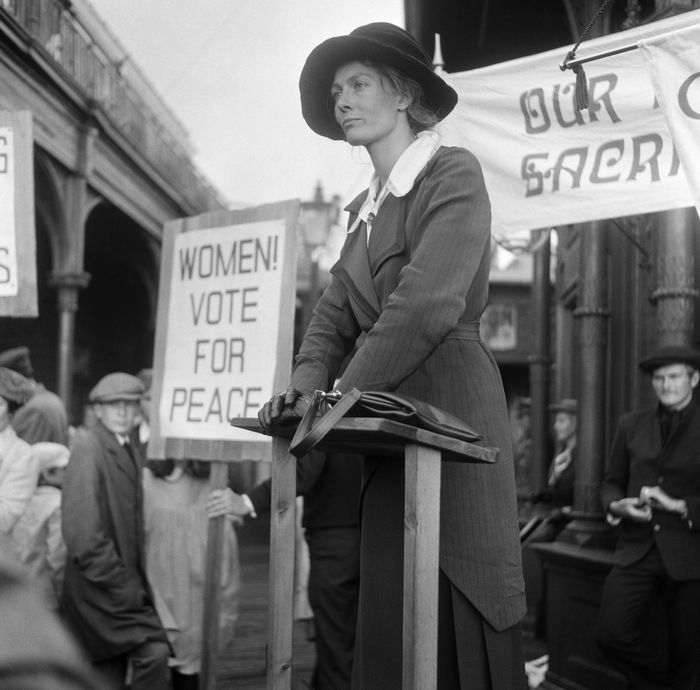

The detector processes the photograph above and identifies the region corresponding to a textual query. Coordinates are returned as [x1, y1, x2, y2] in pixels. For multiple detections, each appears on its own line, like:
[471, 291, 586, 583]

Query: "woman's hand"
[258, 387, 311, 431]
[206, 488, 251, 519]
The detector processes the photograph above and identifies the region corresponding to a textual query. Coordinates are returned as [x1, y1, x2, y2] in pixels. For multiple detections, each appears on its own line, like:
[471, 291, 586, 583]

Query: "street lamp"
[299, 181, 339, 334]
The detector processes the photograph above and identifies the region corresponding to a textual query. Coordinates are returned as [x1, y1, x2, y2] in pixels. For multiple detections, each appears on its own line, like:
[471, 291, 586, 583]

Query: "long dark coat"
[61, 422, 167, 661]
[291, 147, 525, 659]
[601, 400, 700, 579]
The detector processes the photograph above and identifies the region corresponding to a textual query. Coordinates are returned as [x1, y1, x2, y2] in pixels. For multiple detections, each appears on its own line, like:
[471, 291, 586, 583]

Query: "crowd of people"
[0, 19, 699, 690]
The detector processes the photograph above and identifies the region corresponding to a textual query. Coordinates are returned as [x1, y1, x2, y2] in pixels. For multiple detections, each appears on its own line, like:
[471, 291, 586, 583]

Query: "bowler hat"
[31, 442, 70, 473]
[549, 398, 577, 415]
[0, 346, 33, 379]
[638, 345, 700, 374]
[89, 372, 145, 403]
[0, 367, 33, 405]
[299, 22, 458, 140]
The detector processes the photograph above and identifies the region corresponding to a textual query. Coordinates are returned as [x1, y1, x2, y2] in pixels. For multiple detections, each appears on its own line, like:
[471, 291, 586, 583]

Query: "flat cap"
[89, 372, 145, 403]
[638, 345, 700, 374]
[31, 442, 70, 473]
[549, 398, 577, 415]
[0, 346, 33, 379]
[0, 367, 33, 405]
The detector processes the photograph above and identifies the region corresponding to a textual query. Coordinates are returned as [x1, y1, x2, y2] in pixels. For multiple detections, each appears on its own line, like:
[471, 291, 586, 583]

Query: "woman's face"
[331, 61, 405, 147]
[0, 396, 10, 431]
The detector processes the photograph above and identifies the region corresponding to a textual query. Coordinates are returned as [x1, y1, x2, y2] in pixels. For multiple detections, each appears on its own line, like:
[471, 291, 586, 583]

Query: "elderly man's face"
[94, 399, 140, 436]
[652, 363, 699, 410]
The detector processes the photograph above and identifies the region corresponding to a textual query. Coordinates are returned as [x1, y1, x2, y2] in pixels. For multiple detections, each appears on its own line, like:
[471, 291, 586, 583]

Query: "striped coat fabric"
[290, 146, 525, 672]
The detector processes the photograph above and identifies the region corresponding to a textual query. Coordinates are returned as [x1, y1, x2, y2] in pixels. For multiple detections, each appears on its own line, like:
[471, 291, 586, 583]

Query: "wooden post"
[200, 459, 230, 690]
[267, 436, 297, 689]
[402, 444, 441, 690]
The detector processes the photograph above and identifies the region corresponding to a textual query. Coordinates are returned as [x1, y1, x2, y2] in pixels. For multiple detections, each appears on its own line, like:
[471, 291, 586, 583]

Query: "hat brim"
[91, 393, 142, 403]
[299, 35, 458, 140]
[639, 356, 700, 374]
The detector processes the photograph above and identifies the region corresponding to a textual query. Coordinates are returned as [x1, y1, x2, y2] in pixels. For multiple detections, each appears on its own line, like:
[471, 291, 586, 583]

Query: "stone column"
[49, 272, 90, 406]
[528, 228, 552, 493]
[651, 207, 697, 347]
[560, 221, 611, 546]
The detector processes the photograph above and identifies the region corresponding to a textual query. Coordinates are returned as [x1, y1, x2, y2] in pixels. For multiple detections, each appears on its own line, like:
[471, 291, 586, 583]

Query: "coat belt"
[445, 321, 481, 341]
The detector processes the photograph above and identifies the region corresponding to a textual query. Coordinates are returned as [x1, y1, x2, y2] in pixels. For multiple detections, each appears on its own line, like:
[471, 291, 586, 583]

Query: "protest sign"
[639, 22, 700, 219]
[439, 9, 700, 241]
[149, 200, 299, 461]
[0, 111, 37, 316]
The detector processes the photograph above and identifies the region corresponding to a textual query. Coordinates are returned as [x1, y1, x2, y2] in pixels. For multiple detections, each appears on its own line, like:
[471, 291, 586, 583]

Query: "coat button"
[653, 524, 661, 532]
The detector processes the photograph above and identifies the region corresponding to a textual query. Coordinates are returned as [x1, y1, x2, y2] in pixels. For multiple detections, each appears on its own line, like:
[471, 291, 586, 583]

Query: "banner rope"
[560, 0, 613, 110]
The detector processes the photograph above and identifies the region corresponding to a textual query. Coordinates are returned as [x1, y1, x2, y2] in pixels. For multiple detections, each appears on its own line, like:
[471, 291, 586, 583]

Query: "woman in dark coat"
[259, 22, 526, 689]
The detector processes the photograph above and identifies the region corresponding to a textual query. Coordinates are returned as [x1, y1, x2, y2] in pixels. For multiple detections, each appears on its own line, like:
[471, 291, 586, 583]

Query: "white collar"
[350, 130, 442, 235]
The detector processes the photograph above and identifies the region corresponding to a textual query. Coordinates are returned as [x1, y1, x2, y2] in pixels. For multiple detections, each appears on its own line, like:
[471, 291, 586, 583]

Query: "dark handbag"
[289, 388, 482, 457]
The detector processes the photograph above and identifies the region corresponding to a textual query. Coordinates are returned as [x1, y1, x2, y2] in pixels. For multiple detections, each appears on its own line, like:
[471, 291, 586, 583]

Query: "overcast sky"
[85, 0, 404, 209]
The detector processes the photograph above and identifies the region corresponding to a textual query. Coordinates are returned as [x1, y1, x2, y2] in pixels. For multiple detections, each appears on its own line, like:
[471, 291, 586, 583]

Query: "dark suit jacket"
[61, 422, 166, 660]
[247, 451, 361, 529]
[601, 400, 700, 580]
[290, 146, 525, 631]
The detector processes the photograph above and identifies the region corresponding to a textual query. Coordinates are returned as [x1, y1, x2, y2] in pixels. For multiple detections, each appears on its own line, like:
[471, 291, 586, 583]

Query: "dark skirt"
[351, 458, 526, 690]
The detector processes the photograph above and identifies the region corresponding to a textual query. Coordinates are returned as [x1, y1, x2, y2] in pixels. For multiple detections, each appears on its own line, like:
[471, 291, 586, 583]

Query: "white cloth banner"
[439, 10, 700, 241]
[638, 23, 700, 219]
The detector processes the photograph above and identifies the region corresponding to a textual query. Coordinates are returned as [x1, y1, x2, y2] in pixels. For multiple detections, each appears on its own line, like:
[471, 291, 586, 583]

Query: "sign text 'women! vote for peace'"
[148, 201, 298, 462]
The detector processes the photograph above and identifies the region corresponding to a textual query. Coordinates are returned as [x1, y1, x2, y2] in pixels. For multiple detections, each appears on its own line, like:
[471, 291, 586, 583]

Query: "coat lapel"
[367, 195, 406, 276]
[96, 423, 137, 488]
[332, 218, 381, 321]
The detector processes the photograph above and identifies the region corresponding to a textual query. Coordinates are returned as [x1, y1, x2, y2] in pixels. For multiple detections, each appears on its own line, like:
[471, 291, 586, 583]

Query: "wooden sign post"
[0, 110, 37, 316]
[149, 200, 299, 690]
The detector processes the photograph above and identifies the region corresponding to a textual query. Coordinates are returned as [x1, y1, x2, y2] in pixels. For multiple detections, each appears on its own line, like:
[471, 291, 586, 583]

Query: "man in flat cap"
[597, 345, 700, 690]
[0, 346, 69, 445]
[61, 373, 171, 689]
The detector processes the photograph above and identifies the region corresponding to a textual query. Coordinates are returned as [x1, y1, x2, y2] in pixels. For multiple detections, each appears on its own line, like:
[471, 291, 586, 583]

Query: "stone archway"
[73, 201, 159, 422]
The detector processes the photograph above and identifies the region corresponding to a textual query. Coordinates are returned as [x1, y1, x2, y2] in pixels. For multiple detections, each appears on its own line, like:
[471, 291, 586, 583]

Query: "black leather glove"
[258, 387, 311, 431]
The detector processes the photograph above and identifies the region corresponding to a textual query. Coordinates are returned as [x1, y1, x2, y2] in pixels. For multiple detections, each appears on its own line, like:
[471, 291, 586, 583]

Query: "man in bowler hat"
[61, 373, 170, 689]
[597, 345, 700, 689]
[0, 346, 69, 445]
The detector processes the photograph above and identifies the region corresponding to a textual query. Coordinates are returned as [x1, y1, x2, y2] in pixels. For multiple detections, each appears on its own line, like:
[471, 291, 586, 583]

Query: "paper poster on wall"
[0, 127, 19, 296]
[0, 111, 37, 316]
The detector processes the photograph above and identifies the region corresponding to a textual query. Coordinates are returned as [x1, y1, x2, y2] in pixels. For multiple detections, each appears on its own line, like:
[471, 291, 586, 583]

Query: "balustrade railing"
[1, 0, 225, 212]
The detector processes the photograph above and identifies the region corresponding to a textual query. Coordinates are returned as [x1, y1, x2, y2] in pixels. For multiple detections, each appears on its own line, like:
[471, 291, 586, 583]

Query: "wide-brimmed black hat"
[638, 345, 700, 374]
[299, 22, 458, 140]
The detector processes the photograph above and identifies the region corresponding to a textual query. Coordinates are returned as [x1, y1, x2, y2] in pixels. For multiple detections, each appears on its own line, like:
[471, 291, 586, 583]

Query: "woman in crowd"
[143, 459, 240, 690]
[0, 366, 37, 540]
[253, 22, 525, 690]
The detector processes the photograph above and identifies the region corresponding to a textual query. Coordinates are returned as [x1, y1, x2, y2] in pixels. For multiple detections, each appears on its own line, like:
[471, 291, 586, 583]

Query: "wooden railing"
[1, 0, 225, 212]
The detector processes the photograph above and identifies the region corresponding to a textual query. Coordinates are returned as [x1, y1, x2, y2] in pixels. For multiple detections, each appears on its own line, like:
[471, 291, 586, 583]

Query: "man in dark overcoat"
[61, 373, 170, 689]
[597, 345, 700, 690]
